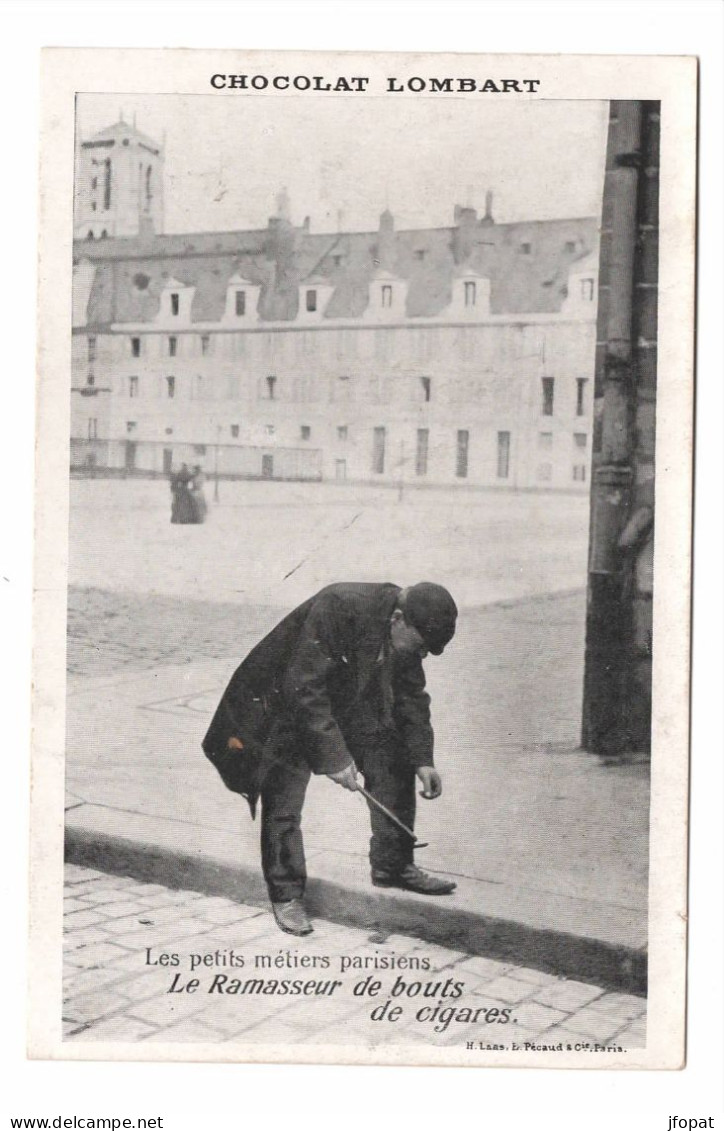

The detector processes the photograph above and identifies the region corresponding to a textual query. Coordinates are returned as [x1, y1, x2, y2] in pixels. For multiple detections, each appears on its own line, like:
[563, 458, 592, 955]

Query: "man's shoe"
[371, 864, 457, 895]
[272, 898, 313, 936]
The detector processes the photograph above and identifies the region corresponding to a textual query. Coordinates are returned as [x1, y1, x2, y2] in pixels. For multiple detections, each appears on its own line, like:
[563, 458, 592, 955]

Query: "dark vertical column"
[582, 101, 659, 756]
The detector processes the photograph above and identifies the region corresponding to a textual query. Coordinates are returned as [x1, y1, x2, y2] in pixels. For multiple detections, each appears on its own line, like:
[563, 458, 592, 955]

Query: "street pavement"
[68, 477, 591, 610]
[63, 863, 647, 1051]
[62, 478, 650, 1010]
[65, 584, 649, 992]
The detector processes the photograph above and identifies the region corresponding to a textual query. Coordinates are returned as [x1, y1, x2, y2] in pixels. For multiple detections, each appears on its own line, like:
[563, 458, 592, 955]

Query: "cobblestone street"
[64, 864, 646, 1050]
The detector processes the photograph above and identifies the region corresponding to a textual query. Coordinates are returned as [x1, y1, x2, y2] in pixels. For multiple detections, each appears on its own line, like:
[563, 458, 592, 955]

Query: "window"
[170, 293, 180, 316]
[145, 166, 153, 209]
[337, 425, 348, 441]
[574, 432, 587, 449]
[375, 331, 391, 362]
[200, 334, 210, 356]
[230, 424, 239, 438]
[126, 421, 137, 434]
[381, 285, 392, 308]
[305, 289, 317, 313]
[580, 278, 594, 301]
[168, 336, 177, 357]
[193, 444, 207, 456]
[373, 427, 386, 474]
[129, 376, 139, 398]
[235, 290, 246, 316]
[166, 376, 175, 399]
[265, 424, 275, 437]
[456, 430, 469, 478]
[520, 241, 532, 255]
[538, 432, 553, 450]
[87, 336, 96, 363]
[103, 159, 112, 210]
[497, 431, 510, 479]
[165, 427, 173, 435]
[266, 375, 277, 400]
[537, 462, 552, 482]
[416, 429, 429, 476]
[576, 378, 588, 417]
[420, 376, 431, 403]
[86, 373, 95, 387]
[415, 249, 426, 261]
[541, 377, 555, 416]
[131, 337, 141, 358]
[300, 425, 311, 441]
[332, 254, 343, 267]
[87, 418, 98, 440]
[573, 464, 587, 482]
[464, 281, 476, 307]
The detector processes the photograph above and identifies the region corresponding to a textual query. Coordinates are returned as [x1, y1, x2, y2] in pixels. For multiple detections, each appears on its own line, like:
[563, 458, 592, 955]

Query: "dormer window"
[415, 249, 426, 261]
[381, 285, 392, 308]
[565, 240, 576, 253]
[306, 289, 317, 313]
[170, 293, 180, 316]
[580, 278, 594, 301]
[332, 255, 343, 267]
[464, 281, 476, 307]
[235, 290, 246, 316]
[520, 242, 532, 255]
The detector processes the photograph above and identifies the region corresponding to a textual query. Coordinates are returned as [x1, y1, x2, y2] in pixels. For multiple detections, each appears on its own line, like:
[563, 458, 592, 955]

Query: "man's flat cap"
[403, 582, 458, 655]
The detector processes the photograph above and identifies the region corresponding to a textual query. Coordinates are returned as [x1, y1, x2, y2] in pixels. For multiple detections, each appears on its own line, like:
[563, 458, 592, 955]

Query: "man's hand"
[416, 766, 442, 799]
[327, 763, 359, 791]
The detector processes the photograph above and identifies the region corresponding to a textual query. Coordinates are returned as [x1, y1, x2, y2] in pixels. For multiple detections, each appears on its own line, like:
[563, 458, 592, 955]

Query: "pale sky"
[76, 94, 609, 234]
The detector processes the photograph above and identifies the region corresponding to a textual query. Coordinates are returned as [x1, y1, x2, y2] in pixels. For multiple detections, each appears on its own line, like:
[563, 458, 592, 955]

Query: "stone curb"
[65, 822, 647, 997]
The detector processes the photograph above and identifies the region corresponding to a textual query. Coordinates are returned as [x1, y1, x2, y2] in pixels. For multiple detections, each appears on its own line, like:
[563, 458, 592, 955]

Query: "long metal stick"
[355, 784, 429, 849]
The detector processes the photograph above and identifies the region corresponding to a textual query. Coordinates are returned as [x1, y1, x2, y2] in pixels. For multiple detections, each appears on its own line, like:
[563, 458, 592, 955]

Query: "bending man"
[202, 581, 458, 936]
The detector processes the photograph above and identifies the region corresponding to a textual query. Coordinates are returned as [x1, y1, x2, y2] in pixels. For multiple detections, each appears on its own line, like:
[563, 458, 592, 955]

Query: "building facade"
[71, 122, 600, 489]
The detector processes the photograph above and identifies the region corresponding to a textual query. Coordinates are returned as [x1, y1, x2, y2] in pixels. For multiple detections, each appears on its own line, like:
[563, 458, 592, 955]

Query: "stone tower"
[74, 120, 164, 240]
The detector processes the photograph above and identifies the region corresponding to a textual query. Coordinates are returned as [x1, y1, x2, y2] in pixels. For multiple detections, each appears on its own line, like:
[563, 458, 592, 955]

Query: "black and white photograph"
[28, 48, 696, 1068]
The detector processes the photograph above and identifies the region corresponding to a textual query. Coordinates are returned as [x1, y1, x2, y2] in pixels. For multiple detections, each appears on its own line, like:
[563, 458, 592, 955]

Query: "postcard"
[29, 48, 696, 1066]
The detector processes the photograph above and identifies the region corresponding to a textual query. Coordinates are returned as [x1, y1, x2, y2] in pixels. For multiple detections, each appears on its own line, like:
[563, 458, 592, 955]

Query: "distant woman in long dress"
[189, 465, 208, 524]
[170, 463, 194, 524]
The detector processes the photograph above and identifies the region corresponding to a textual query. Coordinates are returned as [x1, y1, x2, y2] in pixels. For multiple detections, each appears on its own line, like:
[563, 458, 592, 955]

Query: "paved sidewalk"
[65, 587, 649, 993]
[63, 864, 647, 1051]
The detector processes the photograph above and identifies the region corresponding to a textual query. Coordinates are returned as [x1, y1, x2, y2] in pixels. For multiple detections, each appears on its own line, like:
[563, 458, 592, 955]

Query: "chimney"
[481, 190, 494, 225]
[378, 209, 395, 270]
[302, 216, 310, 232]
[452, 204, 478, 264]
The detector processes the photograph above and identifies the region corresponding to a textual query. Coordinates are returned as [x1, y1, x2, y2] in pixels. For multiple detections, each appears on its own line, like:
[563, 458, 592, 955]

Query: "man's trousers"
[260, 730, 417, 903]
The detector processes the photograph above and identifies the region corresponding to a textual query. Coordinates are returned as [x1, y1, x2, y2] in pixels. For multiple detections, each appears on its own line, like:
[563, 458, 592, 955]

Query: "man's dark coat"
[202, 582, 435, 815]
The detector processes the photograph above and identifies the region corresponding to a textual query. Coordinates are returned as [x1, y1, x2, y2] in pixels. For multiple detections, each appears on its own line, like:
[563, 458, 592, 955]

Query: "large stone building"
[71, 121, 599, 489]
